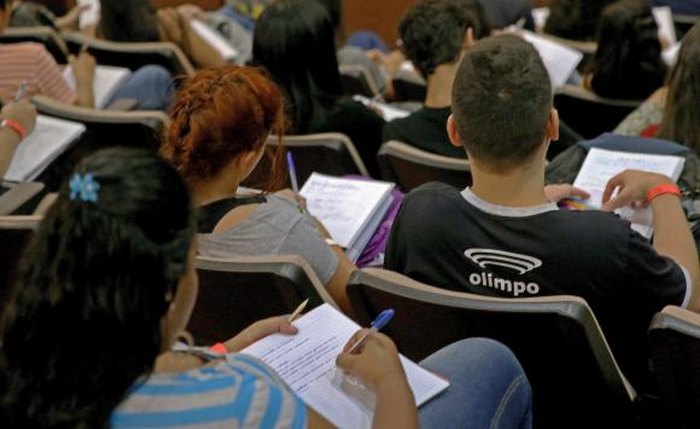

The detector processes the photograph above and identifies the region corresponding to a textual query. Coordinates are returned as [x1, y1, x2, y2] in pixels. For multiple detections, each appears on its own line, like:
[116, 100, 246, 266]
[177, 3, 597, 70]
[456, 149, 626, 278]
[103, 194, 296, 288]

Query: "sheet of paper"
[241, 304, 449, 429]
[662, 42, 681, 67]
[352, 95, 410, 122]
[573, 148, 685, 238]
[77, 0, 100, 29]
[519, 29, 583, 88]
[63, 65, 132, 109]
[4, 115, 85, 182]
[190, 19, 239, 62]
[532, 7, 550, 33]
[300, 173, 394, 248]
[653, 6, 677, 47]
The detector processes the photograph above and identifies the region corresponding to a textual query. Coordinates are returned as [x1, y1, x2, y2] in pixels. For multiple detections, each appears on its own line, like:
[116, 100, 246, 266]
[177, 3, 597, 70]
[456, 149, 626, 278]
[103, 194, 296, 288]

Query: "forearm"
[0, 129, 21, 179]
[75, 80, 95, 108]
[652, 195, 700, 308]
[372, 378, 419, 429]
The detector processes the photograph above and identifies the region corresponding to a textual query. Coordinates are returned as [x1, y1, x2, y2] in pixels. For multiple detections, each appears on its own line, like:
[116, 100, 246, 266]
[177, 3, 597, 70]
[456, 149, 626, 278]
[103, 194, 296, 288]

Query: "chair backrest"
[244, 133, 369, 189]
[62, 32, 195, 77]
[377, 140, 471, 192]
[338, 64, 381, 98]
[0, 182, 45, 215]
[0, 26, 69, 64]
[649, 305, 700, 429]
[188, 255, 338, 345]
[347, 268, 638, 429]
[31, 95, 168, 191]
[0, 215, 40, 318]
[554, 85, 642, 139]
[673, 13, 700, 39]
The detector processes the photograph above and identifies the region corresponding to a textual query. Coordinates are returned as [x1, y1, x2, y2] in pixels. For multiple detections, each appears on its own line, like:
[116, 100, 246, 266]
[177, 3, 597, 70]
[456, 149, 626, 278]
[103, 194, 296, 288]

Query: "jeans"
[418, 338, 533, 429]
[110, 65, 174, 111]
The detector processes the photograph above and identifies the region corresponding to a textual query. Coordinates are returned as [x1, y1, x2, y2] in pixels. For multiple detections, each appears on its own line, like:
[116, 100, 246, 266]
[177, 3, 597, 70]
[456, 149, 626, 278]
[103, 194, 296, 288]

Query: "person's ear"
[447, 114, 464, 148]
[237, 144, 266, 180]
[463, 27, 475, 49]
[548, 108, 560, 142]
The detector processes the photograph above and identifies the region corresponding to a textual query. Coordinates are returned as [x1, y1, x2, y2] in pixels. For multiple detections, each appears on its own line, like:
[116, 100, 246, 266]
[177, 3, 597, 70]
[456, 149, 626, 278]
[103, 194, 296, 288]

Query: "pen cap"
[371, 309, 395, 331]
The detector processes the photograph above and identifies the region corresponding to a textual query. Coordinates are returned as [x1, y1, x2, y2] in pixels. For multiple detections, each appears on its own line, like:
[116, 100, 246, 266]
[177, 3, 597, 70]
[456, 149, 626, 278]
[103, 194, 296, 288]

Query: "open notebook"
[572, 148, 685, 239]
[299, 173, 395, 262]
[63, 65, 132, 109]
[4, 115, 85, 182]
[242, 304, 449, 429]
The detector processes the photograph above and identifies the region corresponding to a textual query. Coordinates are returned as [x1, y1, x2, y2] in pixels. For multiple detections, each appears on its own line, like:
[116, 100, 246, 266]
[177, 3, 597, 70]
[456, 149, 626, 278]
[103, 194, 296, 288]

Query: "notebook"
[62, 65, 132, 109]
[572, 148, 685, 238]
[189, 19, 239, 62]
[4, 115, 86, 182]
[518, 29, 583, 88]
[299, 173, 395, 262]
[241, 303, 450, 429]
[352, 95, 411, 122]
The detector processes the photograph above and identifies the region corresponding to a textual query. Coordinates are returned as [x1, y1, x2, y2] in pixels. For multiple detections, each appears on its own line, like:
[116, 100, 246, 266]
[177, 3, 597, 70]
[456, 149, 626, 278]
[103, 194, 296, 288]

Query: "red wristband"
[1, 119, 26, 140]
[646, 183, 681, 203]
[210, 342, 227, 355]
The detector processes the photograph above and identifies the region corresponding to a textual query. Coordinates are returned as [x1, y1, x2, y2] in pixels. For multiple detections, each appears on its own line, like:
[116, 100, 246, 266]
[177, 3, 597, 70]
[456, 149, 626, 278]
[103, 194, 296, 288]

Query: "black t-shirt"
[385, 182, 688, 390]
[382, 106, 466, 159]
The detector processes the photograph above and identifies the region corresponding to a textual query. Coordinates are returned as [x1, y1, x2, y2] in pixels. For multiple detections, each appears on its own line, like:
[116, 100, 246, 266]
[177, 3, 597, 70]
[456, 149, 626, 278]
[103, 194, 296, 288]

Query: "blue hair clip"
[69, 173, 100, 202]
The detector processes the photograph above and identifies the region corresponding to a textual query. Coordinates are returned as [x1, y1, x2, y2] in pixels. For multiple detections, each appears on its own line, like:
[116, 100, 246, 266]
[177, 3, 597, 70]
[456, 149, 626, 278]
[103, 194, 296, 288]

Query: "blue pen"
[348, 309, 395, 354]
[286, 151, 299, 193]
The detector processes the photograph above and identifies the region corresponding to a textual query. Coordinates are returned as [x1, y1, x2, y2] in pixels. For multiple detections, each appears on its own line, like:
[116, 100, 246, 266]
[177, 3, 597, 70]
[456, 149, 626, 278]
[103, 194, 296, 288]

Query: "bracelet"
[646, 183, 682, 203]
[0, 119, 26, 140]
[210, 342, 227, 355]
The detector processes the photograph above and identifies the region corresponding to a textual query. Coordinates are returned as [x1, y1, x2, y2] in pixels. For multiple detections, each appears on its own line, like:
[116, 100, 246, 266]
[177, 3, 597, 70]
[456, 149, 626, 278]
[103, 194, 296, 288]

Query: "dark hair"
[545, 0, 614, 41]
[0, 148, 195, 428]
[0, 0, 5, 10]
[452, 35, 552, 171]
[98, 0, 161, 43]
[589, 0, 666, 100]
[657, 23, 700, 153]
[162, 65, 286, 189]
[399, 0, 487, 79]
[253, 0, 342, 134]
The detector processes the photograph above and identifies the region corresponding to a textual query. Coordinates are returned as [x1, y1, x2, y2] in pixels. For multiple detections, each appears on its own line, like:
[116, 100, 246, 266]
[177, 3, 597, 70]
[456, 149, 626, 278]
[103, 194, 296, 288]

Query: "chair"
[377, 140, 471, 192]
[339, 63, 381, 98]
[245, 133, 369, 190]
[188, 255, 338, 345]
[554, 85, 643, 139]
[673, 13, 700, 40]
[0, 26, 69, 64]
[30, 95, 168, 191]
[0, 215, 40, 318]
[347, 268, 638, 429]
[62, 32, 195, 77]
[649, 305, 700, 429]
[0, 182, 44, 215]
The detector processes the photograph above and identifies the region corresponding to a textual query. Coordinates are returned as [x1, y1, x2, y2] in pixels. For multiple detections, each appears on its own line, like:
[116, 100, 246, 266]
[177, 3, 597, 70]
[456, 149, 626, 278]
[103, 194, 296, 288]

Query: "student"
[0, 99, 36, 179]
[385, 34, 700, 391]
[161, 65, 357, 313]
[383, 0, 487, 158]
[0, 146, 533, 428]
[584, 0, 666, 100]
[253, 0, 384, 176]
[544, 0, 615, 41]
[0, 0, 173, 110]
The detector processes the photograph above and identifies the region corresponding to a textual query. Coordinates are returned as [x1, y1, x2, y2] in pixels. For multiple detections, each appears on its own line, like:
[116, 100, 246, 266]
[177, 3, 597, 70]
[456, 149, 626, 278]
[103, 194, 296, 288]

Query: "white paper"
[532, 7, 551, 33]
[62, 65, 132, 109]
[300, 173, 394, 249]
[241, 304, 449, 429]
[4, 115, 85, 182]
[573, 148, 685, 238]
[352, 95, 411, 122]
[77, 0, 100, 29]
[519, 29, 583, 88]
[190, 19, 239, 62]
[653, 6, 677, 47]
[662, 42, 681, 67]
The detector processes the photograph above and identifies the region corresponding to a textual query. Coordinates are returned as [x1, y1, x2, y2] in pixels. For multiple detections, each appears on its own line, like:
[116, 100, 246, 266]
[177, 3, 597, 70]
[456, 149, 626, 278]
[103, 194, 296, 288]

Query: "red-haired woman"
[161, 65, 355, 312]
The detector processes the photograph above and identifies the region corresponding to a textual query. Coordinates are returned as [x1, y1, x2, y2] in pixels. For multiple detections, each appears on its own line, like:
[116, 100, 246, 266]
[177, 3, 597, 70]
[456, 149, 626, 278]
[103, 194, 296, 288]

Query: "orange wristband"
[646, 184, 681, 203]
[1, 119, 26, 140]
[210, 342, 227, 355]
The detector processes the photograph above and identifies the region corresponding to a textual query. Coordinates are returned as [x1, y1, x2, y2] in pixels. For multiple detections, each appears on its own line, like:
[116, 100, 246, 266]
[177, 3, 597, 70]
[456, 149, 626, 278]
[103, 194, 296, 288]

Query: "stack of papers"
[63, 65, 132, 109]
[573, 148, 685, 238]
[242, 303, 449, 429]
[300, 173, 395, 262]
[4, 115, 86, 182]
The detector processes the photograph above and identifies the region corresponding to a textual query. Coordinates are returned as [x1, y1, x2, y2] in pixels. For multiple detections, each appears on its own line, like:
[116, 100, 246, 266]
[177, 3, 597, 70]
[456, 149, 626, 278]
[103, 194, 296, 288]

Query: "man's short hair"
[451, 34, 552, 171]
[399, 0, 486, 78]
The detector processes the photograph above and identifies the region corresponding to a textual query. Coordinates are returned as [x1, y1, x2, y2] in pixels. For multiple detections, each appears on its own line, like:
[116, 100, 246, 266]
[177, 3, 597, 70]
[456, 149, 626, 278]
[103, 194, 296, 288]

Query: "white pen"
[288, 298, 309, 323]
[14, 81, 26, 102]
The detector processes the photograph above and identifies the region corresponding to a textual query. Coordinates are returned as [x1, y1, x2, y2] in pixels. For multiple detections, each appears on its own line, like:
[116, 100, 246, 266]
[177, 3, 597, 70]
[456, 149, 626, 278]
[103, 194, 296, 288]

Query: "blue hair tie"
[69, 173, 100, 202]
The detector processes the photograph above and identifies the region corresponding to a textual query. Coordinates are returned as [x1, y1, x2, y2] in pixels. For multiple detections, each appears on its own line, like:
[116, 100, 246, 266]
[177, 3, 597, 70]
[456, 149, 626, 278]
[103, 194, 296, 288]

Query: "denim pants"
[418, 338, 533, 429]
[110, 65, 174, 111]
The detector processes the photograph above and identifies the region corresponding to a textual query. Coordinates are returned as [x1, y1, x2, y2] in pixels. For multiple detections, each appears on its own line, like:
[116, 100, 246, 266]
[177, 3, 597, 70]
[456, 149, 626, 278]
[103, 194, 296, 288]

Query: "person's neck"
[469, 159, 550, 207]
[424, 63, 458, 109]
[193, 176, 240, 207]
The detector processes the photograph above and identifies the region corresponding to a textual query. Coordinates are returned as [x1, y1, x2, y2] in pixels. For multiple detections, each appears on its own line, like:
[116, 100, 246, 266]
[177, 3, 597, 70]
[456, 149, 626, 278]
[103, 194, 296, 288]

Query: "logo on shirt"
[464, 248, 543, 297]
[464, 249, 542, 274]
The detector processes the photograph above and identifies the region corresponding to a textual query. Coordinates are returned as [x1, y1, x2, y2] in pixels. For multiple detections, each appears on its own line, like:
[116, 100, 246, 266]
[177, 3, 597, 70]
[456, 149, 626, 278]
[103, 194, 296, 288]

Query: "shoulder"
[397, 182, 463, 218]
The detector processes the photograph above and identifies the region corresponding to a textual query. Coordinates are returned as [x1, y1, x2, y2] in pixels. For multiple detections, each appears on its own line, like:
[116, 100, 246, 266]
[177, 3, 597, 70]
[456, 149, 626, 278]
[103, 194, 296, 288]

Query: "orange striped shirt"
[0, 43, 76, 105]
